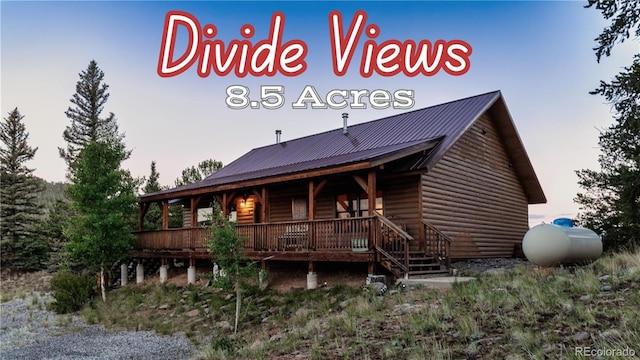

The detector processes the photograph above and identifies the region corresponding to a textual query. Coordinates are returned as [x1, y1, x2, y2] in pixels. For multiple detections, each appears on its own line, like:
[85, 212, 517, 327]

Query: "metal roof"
[141, 90, 546, 203]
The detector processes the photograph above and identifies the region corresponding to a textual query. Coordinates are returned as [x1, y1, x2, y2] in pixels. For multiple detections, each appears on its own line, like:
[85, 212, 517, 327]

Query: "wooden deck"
[132, 215, 451, 275]
[134, 216, 407, 261]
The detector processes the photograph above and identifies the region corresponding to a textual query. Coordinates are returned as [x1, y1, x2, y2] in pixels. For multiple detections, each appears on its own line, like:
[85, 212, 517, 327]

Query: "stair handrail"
[421, 219, 453, 268]
[374, 213, 413, 273]
[374, 245, 407, 274]
[420, 219, 453, 243]
[374, 213, 414, 241]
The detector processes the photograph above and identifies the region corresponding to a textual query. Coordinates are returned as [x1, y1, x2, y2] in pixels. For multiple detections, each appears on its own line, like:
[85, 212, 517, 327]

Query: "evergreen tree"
[59, 60, 125, 166]
[170, 159, 223, 228]
[0, 108, 49, 271]
[142, 161, 164, 230]
[174, 159, 223, 187]
[64, 141, 137, 301]
[43, 199, 75, 272]
[576, 1, 640, 251]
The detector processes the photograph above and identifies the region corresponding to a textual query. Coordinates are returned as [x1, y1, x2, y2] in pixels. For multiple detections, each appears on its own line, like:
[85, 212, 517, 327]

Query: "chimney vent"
[342, 113, 349, 134]
[275, 129, 282, 144]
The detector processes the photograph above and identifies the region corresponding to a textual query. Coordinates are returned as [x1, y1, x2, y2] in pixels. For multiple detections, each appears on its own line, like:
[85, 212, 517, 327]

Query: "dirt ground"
[154, 261, 370, 292]
[0, 270, 53, 297]
[0, 258, 530, 296]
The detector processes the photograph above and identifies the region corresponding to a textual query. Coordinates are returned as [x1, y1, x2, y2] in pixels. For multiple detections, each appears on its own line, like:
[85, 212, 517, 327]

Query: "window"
[335, 191, 383, 218]
[292, 197, 308, 220]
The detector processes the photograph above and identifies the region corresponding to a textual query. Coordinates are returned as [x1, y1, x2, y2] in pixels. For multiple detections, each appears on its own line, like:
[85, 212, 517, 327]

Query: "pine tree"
[142, 161, 164, 230]
[43, 199, 75, 272]
[0, 108, 49, 271]
[64, 140, 137, 301]
[59, 60, 125, 166]
[169, 159, 223, 228]
[576, 1, 640, 251]
[174, 159, 223, 187]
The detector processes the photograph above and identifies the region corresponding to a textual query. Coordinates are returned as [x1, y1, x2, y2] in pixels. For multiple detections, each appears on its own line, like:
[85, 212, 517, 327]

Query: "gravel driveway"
[0, 292, 194, 360]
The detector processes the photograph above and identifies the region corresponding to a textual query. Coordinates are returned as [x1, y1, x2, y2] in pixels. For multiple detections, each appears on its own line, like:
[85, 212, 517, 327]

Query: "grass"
[9, 249, 635, 359]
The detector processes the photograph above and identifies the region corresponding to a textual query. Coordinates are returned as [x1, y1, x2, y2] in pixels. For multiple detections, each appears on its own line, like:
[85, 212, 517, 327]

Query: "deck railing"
[421, 219, 453, 268]
[135, 217, 377, 253]
[235, 217, 373, 252]
[136, 227, 209, 250]
[134, 217, 446, 275]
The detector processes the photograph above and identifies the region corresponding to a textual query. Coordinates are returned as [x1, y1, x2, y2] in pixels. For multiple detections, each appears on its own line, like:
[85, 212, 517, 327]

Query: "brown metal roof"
[141, 90, 546, 204]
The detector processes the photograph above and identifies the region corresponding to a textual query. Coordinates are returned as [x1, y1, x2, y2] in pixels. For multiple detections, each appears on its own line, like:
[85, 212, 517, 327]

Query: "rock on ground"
[451, 257, 533, 275]
[0, 292, 194, 360]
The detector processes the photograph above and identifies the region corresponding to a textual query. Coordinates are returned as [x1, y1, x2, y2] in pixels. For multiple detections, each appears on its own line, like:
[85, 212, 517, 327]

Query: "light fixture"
[240, 193, 248, 207]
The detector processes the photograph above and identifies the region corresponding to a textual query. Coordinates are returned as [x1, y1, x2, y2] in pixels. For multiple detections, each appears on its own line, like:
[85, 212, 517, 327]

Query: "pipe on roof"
[342, 113, 349, 134]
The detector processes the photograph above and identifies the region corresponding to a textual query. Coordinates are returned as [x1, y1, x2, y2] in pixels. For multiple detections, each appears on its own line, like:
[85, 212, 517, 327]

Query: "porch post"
[190, 197, 200, 228]
[138, 203, 149, 231]
[161, 201, 169, 230]
[308, 181, 315, 220]
[261, 187, 268, 222]
[367, 171, 377, 215]
[222, 193, 228, 217]
[308, 181, 316, 251]
[367, 171, 377, 275]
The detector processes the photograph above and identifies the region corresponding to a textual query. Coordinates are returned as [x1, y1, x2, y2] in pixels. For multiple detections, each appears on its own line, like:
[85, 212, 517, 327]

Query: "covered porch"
[134, 168, 452, 278]
[134, 215, 407, 260]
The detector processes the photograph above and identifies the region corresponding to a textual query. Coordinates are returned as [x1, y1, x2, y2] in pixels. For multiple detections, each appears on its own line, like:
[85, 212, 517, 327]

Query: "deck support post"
[159, 258, 168, 284]
[259, 261, 268, 290]
[136, 261, 144, 284]
[120, 263, 128, 286]
[187, 258, 196, 285]
[367, 262, 375, 275]
[306, 272, 318, 290]
[307, 261, 317, 290]
[159, 265, 168, 284]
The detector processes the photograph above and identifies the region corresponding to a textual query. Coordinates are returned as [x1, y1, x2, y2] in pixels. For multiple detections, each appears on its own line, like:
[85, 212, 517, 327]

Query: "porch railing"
[235, 217, 374, 252]
[135, 217, 377, 253]
[421, 219, 453, 268]
[136, 228, 209, 250]
[134, 216, 421, 273]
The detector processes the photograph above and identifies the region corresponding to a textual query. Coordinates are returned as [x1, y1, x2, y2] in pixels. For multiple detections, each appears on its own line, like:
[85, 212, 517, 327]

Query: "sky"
[1, 1, 638, 226]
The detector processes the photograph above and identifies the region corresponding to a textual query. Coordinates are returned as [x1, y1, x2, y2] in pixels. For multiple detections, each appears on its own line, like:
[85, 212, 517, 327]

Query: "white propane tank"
[522, 223, 602, 267]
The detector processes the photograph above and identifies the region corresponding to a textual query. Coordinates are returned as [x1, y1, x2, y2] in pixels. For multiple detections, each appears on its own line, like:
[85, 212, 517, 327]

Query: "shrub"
[49, 271, 95, 314]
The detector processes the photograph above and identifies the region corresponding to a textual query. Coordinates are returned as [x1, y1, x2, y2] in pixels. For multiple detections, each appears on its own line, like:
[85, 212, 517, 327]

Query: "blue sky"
[1, 1, 638, 225]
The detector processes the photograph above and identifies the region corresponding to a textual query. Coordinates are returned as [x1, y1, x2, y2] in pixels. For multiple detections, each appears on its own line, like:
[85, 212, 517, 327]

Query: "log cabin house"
[133, 91, 546, 280]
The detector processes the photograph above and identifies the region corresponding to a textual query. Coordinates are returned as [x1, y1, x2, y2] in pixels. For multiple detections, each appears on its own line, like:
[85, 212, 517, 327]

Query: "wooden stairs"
[380, 253, 450, 279]
[375, 215, 453, 279]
